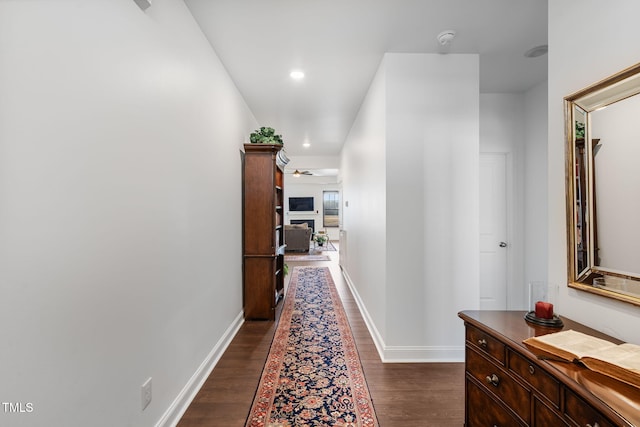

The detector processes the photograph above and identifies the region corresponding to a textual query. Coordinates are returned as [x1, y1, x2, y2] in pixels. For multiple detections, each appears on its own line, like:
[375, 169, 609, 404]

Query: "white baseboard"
[382, 345, 465, 362]
[341, 268, 386, 360]
[155, 311, 244, 427]
[341, 268, 464, 363]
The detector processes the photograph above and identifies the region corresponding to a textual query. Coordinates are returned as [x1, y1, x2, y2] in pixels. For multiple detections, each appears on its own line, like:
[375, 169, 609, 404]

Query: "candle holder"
[525, 281, 563, 328]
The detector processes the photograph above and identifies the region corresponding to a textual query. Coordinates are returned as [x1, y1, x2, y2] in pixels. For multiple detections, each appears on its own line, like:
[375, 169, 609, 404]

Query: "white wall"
[284, 181, 342, 241]
[0, 1, 257, 426]
[523, 80, 549, 302]
[549, 1, 640, 342]
[341, 58, 388, 348]
[480, 93, 526, 308]
[286, 155, 341, 171]
[385, 53, 479, 359]
[283, 154, 341, 240]
[342, 53, 480, 361]
[478, 81, 549, 310]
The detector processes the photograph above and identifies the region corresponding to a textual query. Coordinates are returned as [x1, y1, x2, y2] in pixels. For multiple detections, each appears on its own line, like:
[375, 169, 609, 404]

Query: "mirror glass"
[565, 63, 640, 305]
[573, 105, 589, 276]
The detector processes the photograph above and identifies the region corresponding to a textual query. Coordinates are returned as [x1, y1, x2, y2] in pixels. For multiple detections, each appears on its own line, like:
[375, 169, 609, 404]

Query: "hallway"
[177, 244, 465, 426]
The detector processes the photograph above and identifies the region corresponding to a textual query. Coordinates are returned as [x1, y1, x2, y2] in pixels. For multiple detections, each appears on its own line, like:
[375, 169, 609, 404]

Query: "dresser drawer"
[533, 396, 568, 426]
[508, 349, 560, 407]
[466, 347, 530, 423]
[466, 378, 524, 426]
[466, 324, 506, 364]
[565, 389, 616, 427]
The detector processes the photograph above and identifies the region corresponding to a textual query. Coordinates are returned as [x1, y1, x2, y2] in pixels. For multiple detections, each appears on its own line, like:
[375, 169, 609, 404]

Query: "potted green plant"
[250, 127, 283, 145]
[575, 121, 585, 139]
[314, 233, 329, 246]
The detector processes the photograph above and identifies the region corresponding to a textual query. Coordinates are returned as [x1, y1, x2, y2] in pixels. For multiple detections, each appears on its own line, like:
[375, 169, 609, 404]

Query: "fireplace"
[290, 219, 315, 233]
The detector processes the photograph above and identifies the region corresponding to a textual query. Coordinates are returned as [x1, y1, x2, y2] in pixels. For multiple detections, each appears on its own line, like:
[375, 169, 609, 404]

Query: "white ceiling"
[184, 0, 548, 157]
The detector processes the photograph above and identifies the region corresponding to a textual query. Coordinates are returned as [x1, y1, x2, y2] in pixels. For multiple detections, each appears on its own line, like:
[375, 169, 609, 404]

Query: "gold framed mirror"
[565, 62, 640, 306]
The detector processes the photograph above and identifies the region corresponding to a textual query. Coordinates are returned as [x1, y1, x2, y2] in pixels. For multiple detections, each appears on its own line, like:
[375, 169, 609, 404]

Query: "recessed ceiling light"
[290, 70, 305, 80]
[303, 142, 311, 148]
[524, 45, 548, 58]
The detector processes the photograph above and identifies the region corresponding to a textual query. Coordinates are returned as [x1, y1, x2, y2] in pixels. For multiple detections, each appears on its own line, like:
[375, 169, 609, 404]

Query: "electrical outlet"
[141, 377, 152, 411]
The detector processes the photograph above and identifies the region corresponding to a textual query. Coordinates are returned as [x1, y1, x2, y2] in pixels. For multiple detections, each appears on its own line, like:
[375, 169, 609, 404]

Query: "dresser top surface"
[459, 310, 640, 426]
[459, 310, 623, 346]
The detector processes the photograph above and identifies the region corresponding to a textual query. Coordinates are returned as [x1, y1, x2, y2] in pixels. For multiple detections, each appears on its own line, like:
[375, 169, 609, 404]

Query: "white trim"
[504, 150, 519, 309]
[341, 268, 386, 360]
[342, 268, 465, 363]
[382, 346, 465, 363]
[155, 311, 244, 427]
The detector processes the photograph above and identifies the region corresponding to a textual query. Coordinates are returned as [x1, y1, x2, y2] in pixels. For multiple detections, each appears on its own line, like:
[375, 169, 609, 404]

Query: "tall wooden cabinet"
[242, 143, 288, 320]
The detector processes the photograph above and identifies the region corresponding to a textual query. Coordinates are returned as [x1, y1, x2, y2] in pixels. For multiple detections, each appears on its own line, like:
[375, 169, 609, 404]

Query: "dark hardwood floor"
[177, 245, 465, 426]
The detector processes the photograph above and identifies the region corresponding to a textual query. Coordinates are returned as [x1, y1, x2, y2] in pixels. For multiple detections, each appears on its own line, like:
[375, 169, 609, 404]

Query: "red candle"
[535, 301, 554, 319]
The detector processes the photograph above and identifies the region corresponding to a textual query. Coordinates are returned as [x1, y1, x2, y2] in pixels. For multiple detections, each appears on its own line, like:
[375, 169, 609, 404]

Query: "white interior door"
[479, 153, 508, 310]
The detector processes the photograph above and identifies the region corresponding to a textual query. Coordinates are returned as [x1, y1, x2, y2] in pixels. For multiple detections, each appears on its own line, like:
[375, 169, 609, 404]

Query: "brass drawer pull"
[529, 365, 535, 375]
[486, 373, 500, 387]
[478, 338, 488, 347]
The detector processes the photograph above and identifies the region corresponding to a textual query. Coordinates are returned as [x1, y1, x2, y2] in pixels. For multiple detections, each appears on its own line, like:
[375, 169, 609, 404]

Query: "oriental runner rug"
[245, 266, 379, 427]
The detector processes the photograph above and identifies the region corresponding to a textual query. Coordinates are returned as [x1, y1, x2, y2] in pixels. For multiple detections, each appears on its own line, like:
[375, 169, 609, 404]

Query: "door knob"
[499, 242, 507, 248]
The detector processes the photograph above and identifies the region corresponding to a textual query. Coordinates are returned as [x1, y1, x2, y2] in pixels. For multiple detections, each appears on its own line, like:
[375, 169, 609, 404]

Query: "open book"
[524, 330, 640, 389]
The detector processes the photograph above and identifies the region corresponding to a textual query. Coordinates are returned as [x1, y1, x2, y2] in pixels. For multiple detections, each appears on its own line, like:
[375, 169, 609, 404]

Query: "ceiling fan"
[289, 169, 313, 177]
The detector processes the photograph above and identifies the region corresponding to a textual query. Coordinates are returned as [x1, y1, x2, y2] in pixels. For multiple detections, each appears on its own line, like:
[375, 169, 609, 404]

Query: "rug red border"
[245, 266, 379, 427]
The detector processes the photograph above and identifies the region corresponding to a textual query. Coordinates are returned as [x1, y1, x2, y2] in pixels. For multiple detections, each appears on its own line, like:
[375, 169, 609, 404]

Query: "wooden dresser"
[458, 311, 640, 427]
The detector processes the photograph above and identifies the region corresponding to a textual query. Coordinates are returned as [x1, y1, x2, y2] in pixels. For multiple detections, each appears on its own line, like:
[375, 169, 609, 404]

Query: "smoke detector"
[134, 0, 152, 10]
[437, 30, 456, 46]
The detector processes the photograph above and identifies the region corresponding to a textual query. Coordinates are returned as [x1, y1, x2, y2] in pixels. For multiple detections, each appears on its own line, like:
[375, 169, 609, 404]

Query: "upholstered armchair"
[284, 224, 312, 252]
